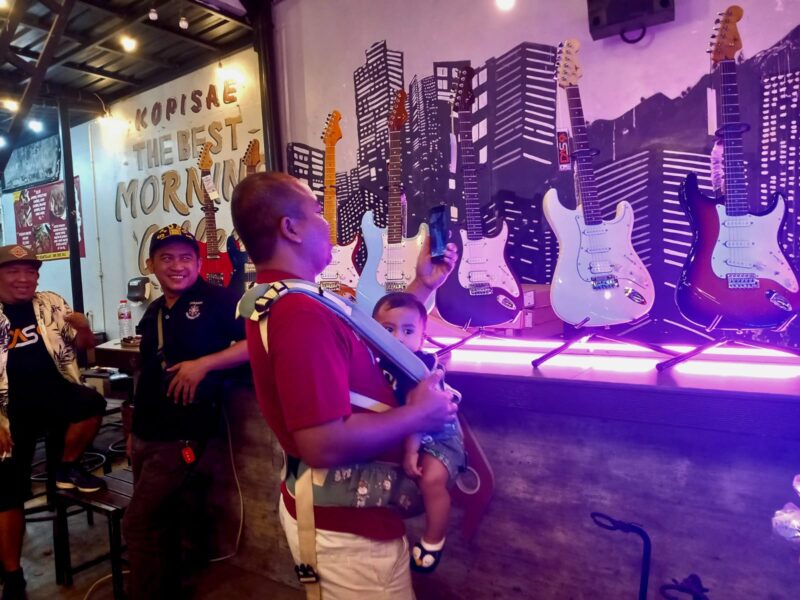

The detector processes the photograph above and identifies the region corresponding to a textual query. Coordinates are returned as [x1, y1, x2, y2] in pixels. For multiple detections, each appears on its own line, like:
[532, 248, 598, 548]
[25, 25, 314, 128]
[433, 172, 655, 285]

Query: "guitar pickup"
[723, 240, 754, 248]
[591, 275, 619, 290]
[585, 247, 612, 254]
[589, 261, 614, 274]
[726, 273, 759, 289]
[722, 219, 754, 228]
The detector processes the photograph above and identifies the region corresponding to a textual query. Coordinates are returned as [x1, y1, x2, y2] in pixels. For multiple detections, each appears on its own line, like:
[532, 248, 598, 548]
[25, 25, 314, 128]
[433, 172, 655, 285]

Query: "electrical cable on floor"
[209, 403, 244, 562]
[82, 570, 130, 600]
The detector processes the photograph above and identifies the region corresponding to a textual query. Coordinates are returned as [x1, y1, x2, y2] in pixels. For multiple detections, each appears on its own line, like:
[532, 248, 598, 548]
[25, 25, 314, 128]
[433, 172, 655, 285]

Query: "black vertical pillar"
[250, 2, 282, 171]
[58, 99, 84, 314]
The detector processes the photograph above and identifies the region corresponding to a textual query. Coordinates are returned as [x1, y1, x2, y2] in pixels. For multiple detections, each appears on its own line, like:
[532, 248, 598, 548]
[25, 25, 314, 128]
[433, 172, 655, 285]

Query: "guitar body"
[435, 220, 522, 328]
[227, 234, 255, 294]
[544, 188, 654, 326]
[197, 240, 233, 287]
[675, 172, 800, 330]
[318, 236, 360, 300]
[355, 211, 428, 314]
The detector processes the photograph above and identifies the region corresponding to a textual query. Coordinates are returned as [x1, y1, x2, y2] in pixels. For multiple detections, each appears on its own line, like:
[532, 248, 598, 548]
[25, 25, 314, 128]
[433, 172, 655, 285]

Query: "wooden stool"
[53, 468, 134, 600]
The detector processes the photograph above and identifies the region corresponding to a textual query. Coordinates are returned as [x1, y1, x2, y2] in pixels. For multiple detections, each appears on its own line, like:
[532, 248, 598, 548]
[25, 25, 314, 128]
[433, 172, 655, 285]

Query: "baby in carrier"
[373, 292, 466, 573]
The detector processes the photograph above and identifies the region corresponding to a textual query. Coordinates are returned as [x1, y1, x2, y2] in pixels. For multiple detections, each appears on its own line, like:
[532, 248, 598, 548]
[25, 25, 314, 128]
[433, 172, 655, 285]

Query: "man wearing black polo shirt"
[122, 224, 249, 600]
[0, 244, 106, 600]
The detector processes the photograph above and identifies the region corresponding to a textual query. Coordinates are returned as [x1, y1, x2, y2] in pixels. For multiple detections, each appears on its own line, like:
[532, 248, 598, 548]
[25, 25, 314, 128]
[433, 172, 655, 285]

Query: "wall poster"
[12, 177, 85, 261]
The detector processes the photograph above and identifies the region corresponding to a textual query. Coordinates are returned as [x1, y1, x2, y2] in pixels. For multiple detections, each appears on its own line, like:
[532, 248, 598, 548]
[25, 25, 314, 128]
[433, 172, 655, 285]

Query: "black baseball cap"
[149, 224, 200, 256]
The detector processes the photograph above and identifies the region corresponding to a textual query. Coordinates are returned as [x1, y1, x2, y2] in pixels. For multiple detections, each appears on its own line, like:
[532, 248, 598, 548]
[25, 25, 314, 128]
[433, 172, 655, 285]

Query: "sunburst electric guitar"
[227, 139, 259, 294]
[675, 6, 800, 331]
[544, 40, 654, 327]
[356, 90, 428, 314]
[435, 67, 522, 328]
[197, 142, 233, 287]
[317, 111, 360, 299]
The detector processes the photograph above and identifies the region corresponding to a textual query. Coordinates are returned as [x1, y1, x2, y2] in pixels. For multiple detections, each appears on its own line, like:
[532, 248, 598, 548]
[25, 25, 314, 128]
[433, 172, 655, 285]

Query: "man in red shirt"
[231, 172, 458, 599]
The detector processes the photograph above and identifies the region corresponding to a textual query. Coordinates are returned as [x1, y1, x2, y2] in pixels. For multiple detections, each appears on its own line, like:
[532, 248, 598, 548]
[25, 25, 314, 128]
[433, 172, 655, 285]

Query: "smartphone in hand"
[428, 205, 449, 262]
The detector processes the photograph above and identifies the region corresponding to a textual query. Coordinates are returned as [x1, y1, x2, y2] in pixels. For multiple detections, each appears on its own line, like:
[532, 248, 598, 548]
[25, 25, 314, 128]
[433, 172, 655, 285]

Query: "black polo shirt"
[132, 278, 246, 441]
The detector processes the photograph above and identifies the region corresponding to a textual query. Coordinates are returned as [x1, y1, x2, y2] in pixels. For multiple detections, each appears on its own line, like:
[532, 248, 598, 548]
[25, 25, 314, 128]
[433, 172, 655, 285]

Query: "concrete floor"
[14, 424, 302, 600]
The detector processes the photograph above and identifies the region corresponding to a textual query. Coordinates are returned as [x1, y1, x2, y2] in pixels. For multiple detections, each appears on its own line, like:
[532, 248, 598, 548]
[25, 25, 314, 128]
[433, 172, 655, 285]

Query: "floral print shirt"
[0, 291, 82, 422]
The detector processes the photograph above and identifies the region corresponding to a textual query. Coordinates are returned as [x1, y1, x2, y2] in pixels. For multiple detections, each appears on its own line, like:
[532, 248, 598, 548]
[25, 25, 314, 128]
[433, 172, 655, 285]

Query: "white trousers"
[279, 497, 416, 600]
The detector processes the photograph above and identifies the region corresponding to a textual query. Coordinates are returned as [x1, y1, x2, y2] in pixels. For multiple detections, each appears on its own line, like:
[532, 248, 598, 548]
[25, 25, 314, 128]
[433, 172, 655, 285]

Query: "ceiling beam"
[0, 0, 26, 66]
[12, 44, 141, 86]
[18, 13, 176, 69]
[0, 81, 106, 113]
[75, 0, 220, 52]
[184, 0, 252, 30]
[0, 0, 76, 173]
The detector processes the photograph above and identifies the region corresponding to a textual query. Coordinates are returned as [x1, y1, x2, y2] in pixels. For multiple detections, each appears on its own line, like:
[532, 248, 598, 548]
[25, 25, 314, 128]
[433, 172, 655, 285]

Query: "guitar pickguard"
[711, 201, 799, 292]
[455, 222, 519, 298]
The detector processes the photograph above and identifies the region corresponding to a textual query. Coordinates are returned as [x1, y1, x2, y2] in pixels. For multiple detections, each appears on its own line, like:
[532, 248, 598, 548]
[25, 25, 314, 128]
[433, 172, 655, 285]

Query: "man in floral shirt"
[0, 244, 106, 600]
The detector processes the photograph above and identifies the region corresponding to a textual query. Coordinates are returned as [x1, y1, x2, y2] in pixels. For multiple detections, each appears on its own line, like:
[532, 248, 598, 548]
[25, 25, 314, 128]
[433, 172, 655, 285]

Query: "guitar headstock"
[710, 5, 743, 64]
[242, 139, 261, 169]
[321, 111, 342, 147]
[387, 90, 408, 132]
[451, 67, 476, 112]
[197, 141, 213, 171]
[554, 39, 581, 89]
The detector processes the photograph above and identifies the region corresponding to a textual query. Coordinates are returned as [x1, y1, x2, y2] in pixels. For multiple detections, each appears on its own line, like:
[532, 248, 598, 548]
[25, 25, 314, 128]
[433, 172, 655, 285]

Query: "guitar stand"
[531, 331, 678, 368]
[656, 335, 800, 371]
[427, 328, 485, 359]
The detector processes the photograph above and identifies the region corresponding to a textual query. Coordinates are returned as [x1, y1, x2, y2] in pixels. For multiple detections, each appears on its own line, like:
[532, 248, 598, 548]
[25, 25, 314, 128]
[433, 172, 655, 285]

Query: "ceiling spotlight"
[178, 16, 188, 30]
[2, 99, 19, 112]
[120, 35, 137, 52]
[495, 0, 515, 11]
[0, 0, 8, 10]
[0, 137, 6, 149]
[28, 120, 43, 133]
[148, 7, 158, 20]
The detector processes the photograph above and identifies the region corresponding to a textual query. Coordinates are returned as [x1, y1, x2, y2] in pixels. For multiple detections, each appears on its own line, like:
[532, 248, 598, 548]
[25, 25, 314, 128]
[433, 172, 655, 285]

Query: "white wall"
[1, 120, 107, 332]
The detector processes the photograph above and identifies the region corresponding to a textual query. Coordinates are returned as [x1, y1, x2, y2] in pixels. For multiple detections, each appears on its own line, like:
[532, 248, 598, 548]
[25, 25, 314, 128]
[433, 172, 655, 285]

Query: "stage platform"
[426, 334, 800, 440]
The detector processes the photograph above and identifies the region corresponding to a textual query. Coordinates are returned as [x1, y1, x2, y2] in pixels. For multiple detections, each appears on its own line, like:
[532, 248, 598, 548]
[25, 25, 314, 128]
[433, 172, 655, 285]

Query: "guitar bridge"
[319, 280, 340, 292]
[468, 283, 492, 296]
[591, 275, 618, 290]
[385, 281, 406, 293]
[726, 273, 758, 289]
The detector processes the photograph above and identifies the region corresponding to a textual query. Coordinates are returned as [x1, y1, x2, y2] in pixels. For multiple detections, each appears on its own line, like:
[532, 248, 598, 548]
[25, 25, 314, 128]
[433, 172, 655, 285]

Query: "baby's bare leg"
[419, 454, 451, 544]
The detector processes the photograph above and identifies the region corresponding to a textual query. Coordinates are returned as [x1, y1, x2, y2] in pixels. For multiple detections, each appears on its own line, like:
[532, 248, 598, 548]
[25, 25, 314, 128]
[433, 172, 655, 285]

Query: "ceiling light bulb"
[148, 7, 158, 20]
[2, 99, 19, 112]
[0, 0, 8, 10]
[0, 137, 6, 149]
[120, 35, 137, 52]
[496, 0, 515, 11]
[178, 16, 188, 30]
[28, 120, 43, 133]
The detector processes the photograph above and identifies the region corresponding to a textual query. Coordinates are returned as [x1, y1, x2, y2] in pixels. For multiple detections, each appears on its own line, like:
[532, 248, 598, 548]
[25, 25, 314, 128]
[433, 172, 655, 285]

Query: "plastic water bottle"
[117, 300, 133, 339]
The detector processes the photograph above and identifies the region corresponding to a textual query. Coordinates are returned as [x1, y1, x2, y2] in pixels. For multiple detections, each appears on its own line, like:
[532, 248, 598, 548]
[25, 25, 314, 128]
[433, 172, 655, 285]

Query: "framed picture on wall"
[1, 135, 61, 193]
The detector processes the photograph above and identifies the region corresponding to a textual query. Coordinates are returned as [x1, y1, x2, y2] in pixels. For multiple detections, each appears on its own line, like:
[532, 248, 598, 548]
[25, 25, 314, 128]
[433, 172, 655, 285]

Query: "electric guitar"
[675, 6, 800, 331]
[435, 67, 522, 328]
[356, 90, 428, 314]
[197, 142, 233, 287]
[544, 40, 654, 327]
[228, 139, 259, 294]
[317, 111, 360, 299]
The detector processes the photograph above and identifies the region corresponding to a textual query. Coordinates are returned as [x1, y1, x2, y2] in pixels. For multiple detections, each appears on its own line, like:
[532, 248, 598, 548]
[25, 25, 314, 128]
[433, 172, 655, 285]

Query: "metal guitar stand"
[426, 328, 485, 359]
[591, 512, 652, 600]
[655, 333, 800, 371]
[531, 317, 678, 368]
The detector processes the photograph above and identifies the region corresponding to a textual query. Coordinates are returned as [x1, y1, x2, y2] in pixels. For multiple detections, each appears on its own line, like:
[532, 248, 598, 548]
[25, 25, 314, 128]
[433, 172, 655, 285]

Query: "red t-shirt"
[246, 270, 405, 539]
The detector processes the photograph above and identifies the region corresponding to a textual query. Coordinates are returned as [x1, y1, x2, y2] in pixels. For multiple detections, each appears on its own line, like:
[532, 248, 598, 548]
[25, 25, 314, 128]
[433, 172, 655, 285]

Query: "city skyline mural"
[287, 24, 800, 346]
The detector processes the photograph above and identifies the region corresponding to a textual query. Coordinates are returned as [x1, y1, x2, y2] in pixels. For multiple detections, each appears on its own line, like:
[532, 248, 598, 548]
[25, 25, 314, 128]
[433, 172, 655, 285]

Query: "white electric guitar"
[544, 40, 654, 327]
[356, 90, 427, 314]
[317, 111, 360, 299]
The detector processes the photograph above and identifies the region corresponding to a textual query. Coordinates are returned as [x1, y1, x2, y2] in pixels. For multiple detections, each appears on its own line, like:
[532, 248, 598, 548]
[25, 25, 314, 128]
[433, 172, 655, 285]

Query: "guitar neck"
[719, 59, 747, 216]
[457, 110, 482, 241]
[387, 129, 404, 245]
[323, 143, 338, 244]
[200, 168, 220, 258]
[565, 86, 602, 226]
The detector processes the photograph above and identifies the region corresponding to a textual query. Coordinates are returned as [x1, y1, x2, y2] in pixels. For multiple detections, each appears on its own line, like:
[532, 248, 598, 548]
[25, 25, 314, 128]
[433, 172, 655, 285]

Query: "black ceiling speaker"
[587, 0, 675, 42]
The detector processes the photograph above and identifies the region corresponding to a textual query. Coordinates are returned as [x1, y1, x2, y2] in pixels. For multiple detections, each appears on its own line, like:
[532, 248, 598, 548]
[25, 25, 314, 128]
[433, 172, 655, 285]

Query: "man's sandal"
[410, 540, 444, 573]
